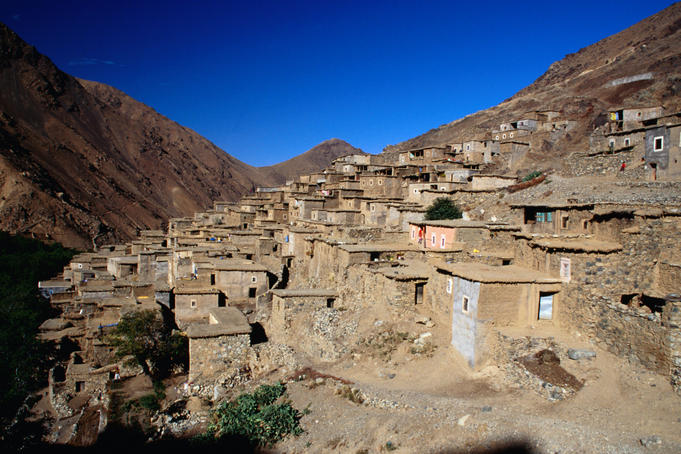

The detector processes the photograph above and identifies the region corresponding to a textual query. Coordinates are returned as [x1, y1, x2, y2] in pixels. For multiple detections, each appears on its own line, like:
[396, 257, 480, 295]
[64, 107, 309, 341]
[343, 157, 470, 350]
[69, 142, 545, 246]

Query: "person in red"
[620, 161, 626, 172]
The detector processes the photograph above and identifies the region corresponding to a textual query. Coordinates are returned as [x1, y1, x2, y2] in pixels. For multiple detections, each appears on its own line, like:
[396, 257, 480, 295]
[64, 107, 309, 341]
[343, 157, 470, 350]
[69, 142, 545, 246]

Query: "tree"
[424, 197, 462, 220]
[107, 309, 187, 381]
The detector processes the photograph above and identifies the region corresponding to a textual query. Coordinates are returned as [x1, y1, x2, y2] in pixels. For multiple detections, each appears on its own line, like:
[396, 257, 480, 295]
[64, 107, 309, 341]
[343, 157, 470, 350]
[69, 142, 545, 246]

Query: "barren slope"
[258, 138, 364, 185]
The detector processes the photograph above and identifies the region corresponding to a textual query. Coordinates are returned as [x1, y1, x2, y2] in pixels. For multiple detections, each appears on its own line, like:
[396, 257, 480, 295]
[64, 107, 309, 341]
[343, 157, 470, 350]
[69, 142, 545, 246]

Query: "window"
[251, 275, 257, 283]
[378, 179, 383, 185]
[535, 211, 553, 223]
[411, 227, 416, 239]
[190, 299, 197, 308]
[495, 135, 499, 140]
[466, 145, 470, 151]
[446, 278, 452, 294]
[654, 136, 664, 151]
[431, 234, 436, 247]
[624, 138, 630, 147]
[283, 214, 287, 220]
[248, 288, 256, 298]
[369, 180, 374, 186]
[371, 205, 376, 212]
[609, 139, 615, 148]
[440, 234, 446, 249]
[502, 134, 506, 139]
[561, 216, 569, 229]
[510, 132, 514, 138]
[462, 295, 469, 313]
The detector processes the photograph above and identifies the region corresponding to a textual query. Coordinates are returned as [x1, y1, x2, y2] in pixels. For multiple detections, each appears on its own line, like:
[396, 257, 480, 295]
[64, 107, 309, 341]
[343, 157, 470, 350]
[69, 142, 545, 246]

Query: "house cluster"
[37, 107, 681, 417]
[590, 105, 681, 180]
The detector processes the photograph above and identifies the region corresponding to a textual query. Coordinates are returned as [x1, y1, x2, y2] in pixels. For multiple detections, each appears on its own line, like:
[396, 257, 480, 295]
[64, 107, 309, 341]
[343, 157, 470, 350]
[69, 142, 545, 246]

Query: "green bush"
[521, 170, 542, 182]
[424, 197, 462, 221]
[207, 382, 303, 447]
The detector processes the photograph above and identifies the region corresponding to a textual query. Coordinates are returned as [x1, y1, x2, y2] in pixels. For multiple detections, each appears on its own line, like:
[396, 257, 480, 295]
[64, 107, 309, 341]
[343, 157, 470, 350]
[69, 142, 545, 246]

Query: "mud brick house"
[435, 262, 562, 368]
[408, 220, 510, 252]
[469, 174, 517, 191]
[645, 119, 681, 180]
[608, 106, 664, 132]
[270, 288, 339, 337]
[209, 259, 270, 302]
[173, 285, 224, 328]
[509, 202, 595, 235]
[346, 260, 431, 310]
[186, 307, 252, 382]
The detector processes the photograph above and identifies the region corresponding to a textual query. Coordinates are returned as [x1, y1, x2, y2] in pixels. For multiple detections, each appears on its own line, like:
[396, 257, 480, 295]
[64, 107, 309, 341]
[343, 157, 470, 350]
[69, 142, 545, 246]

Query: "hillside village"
[33, 104, 681, 450]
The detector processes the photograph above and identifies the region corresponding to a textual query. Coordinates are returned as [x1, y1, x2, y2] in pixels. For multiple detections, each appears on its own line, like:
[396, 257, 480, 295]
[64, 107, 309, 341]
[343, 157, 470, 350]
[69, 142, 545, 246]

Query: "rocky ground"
[128, 307, 681, 454]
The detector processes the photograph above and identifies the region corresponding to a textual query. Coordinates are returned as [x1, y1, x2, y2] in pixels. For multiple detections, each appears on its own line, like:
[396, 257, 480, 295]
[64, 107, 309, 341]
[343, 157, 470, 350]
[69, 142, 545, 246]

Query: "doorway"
[415, 283, 424, 305]
[538, 292, 554, 320]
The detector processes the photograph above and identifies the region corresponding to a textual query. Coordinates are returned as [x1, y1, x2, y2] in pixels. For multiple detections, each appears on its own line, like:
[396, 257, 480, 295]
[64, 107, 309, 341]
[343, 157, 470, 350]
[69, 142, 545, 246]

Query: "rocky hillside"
[0, 23, 356, 249]
[258, 138, 364, 185]
[384, 2, 681, 169]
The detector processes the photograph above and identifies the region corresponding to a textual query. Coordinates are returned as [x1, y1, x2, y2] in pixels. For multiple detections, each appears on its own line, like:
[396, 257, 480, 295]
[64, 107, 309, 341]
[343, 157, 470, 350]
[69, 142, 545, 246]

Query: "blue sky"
[1, 1, 676, 166]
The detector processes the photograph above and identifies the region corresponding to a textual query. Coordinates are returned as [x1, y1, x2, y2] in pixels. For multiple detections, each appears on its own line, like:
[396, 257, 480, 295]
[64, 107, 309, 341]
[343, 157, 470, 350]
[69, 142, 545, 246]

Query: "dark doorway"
[415, 283, 424, 304]
[248, 288, 256, 298]
[327, 298, 335, 308]
[210, 274, 215, 285]
[250, 322, 268, 344]
[641, 294, 666, 313]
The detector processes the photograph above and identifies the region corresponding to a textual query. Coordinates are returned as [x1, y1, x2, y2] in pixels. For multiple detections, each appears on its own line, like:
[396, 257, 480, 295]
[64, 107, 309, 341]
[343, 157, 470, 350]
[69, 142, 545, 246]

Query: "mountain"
[0, 23, 356, 249]
[258, 138, 365, 185]
[384, 2, 681, 170]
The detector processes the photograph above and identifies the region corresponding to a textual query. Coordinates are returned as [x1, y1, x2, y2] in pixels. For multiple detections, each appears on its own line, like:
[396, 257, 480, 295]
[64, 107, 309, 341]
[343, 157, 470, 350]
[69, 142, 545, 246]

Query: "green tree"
[0, 232, 77, 430]
[107, 309, 187, 381]
[424, 197, 462, 220]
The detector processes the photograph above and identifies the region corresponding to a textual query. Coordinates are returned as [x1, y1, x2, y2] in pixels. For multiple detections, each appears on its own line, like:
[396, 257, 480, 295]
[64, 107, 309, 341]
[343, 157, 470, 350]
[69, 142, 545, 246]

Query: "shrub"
[424, 198, 462, 221]
[207, 382, 303, 447]
[521, 170, 542, 182]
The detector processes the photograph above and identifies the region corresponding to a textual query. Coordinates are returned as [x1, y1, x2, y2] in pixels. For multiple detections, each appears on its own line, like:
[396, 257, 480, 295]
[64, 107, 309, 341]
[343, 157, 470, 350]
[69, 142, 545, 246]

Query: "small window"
[191, 299, 197, 308]
[510, 132, 514, 138]
[654, 136, 664, 151]
[466, 145, 470, 151]
[440, 234, 446, 249]
[609, 139, 615, 148]
[369, 180, 374, 186]
[495, 135, 499, 140]
[446, 278, 452, 294]
[283, 214, 287, 220]
[624, 138, 630, 147]
[411, 228, 416, 239]
[370, 205, 375, 212]
[561, 216, 569, 229]
[378, 179, 383, 185]
[248, 288, 256, 298]
[462, 295, 469, 313]
[502, 134, 506, 139]
[431, 234, 436, 247]
[326, 298, 335, 308]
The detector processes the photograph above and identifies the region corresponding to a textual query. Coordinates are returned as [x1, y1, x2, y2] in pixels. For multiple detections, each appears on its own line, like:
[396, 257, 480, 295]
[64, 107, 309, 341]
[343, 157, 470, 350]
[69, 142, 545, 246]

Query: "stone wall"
[188, 334, 250, 382]
[514, 215, 681, 379]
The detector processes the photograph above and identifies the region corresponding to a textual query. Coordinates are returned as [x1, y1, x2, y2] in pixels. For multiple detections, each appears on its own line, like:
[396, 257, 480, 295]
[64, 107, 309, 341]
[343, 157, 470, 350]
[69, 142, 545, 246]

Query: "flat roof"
[409, 220, 507, 228]
[436, 262, 562, 284]
[271, 289, 338, 298]
[174, 285, 221, 295]
[186, 307, 252, 338]
[338, 243, 421, 253]
[530, 237, 622, 253]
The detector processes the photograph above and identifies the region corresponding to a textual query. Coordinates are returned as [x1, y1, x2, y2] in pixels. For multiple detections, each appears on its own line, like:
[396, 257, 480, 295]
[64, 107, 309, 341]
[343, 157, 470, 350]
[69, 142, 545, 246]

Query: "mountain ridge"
[0, 22, 357, 248]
